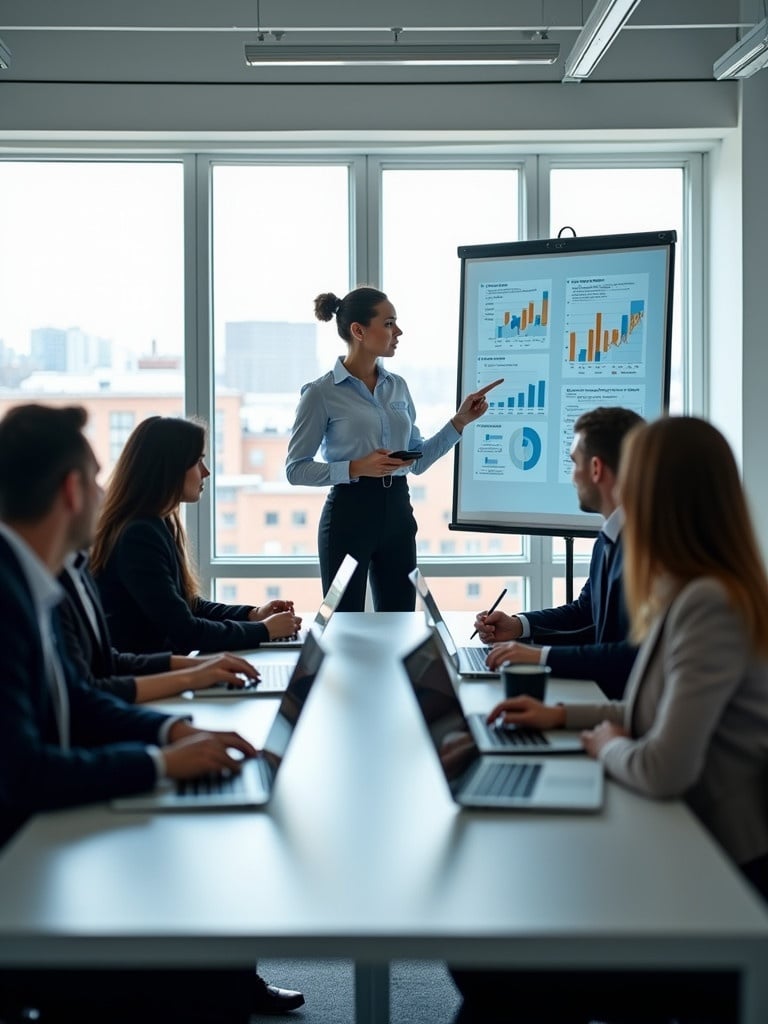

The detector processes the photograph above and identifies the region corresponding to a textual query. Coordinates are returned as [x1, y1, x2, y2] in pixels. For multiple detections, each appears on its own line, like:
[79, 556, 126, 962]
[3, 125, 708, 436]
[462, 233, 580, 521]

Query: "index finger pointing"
[476, 377, 504, 396]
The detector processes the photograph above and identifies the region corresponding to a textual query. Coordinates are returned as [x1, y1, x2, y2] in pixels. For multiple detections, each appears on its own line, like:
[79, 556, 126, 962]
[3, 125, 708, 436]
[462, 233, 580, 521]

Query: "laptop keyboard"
[460, 646, 493, 672]
[174, 758, 269, 798]
[196, 663, 291, 696]
[263, 631, 302, 644]
[486, 724, 551, 749]
[175, 771, 248, 797]
[249, 663, 290, 692]
[473, 760, 542, 798]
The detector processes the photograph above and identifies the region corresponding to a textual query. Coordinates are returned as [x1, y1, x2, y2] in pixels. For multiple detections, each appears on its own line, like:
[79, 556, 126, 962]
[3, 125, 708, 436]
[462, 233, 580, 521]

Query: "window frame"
[0, 146, 702, 608]
[189, 149, 701, 608]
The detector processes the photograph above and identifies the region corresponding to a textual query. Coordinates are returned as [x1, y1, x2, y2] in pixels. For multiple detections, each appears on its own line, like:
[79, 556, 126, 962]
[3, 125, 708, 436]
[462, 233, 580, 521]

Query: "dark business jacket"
[525, 531, 637, 698]
[58, 559, 172, 703]
[0, 535, 170, 849]
[95, 516, 269, 654]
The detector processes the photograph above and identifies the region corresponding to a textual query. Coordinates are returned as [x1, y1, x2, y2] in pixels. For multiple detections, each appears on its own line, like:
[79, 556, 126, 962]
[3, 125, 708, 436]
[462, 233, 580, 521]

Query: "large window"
[381, 166, 525, 563]
[0, 151, 697, 611]
[547, 163, 688, 604]
[548, 164, 685, 411]
[209, 162, 350, 580]
[0, 161, 184, 475]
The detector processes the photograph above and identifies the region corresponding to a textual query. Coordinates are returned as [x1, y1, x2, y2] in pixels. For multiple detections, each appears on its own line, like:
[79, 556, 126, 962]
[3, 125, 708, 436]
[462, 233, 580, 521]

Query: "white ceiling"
[0, 0, 755, 85]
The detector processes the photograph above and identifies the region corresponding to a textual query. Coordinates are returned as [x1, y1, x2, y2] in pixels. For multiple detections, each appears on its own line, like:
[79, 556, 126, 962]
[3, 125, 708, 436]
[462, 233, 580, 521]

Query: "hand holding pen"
[470, 587, 507, 640]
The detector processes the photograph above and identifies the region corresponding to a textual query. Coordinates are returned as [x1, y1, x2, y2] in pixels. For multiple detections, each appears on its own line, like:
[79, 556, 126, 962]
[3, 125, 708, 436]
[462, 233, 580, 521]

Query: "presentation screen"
[451, 230, 675, 537]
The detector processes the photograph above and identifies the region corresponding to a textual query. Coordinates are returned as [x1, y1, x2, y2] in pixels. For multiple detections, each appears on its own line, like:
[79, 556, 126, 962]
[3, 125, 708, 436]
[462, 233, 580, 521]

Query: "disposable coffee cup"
[501, 663, 552, 701]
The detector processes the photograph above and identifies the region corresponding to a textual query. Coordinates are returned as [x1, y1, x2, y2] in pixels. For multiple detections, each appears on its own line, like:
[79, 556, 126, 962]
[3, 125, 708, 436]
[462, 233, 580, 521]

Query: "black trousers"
[0, 967, 260, 1023]
[318, 476, 417, 612]
[449, 852, 768, 1024]
[450, 967, 739, 1024]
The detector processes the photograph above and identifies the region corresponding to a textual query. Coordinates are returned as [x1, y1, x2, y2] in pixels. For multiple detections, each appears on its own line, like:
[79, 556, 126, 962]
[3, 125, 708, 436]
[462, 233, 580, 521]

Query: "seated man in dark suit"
[477, 406, 642, 698]
[0, 403, 303, 1021]
[58, 550, 263, 702]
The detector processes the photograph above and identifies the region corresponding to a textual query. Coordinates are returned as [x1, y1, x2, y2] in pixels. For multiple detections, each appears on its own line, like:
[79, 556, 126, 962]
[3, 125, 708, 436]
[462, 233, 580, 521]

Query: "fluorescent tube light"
[713, 18, 768, 79]
[0, 37, 10, 70]
[245, 43, 560, 67]
[563, 0, 642, 81]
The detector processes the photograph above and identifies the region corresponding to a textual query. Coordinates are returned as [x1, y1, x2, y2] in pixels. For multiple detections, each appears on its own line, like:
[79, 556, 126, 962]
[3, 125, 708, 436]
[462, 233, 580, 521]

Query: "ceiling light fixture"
[563, 0, 642, 81]
[244, 42, 560, 67]
[713, 17, 768, 79]
[0, 37, 11, 70]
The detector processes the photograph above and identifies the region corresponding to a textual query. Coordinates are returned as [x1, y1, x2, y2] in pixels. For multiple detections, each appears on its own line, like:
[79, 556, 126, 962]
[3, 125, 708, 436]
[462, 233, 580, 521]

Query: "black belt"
[340, 475, 409, 490]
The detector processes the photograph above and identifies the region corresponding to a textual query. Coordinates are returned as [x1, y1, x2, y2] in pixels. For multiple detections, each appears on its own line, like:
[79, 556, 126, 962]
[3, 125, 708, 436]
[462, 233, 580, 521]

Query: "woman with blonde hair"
[91, 416, 301, 654]
[489, 415, 768, 898]
[451, 416, 768, 1023]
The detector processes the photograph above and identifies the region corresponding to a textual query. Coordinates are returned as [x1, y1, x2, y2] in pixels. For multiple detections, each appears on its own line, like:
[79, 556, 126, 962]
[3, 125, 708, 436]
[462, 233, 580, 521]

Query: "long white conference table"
[1, 611, 768, 1024]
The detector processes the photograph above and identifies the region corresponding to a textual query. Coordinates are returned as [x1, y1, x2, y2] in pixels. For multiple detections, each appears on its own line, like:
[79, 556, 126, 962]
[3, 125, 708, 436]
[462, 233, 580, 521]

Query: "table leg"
[741, 951, 768, 1024]
[354, 962, 390, 1024]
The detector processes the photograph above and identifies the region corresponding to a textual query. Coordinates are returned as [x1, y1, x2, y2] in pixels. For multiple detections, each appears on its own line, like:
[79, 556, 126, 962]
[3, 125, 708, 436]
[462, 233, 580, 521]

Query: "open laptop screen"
[402, 633, 481, 797]
[314, 553, 357, 633]
[408, 568, 461, 667]
[261, 628, 326, 779]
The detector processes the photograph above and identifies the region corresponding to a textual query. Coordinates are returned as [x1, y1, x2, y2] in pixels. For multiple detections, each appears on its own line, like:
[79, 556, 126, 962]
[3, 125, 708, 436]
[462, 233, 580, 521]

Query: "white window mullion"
[186, 153, 214, 597]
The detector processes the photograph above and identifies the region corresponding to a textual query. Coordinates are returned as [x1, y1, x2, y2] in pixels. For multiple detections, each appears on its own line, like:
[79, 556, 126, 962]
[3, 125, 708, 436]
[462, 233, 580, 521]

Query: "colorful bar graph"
[571, 299, 645, 363]
[495, 290, 549, 338]
[490, 380, 547, 412]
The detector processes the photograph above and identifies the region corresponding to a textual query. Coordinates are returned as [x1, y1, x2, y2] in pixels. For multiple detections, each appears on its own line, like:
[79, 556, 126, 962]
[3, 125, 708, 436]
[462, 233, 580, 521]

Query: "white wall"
[707, 128, 743, 457]
[705, 72, 768, 562]
[739, 72, 768, 560]
[0, 81, 738, 137]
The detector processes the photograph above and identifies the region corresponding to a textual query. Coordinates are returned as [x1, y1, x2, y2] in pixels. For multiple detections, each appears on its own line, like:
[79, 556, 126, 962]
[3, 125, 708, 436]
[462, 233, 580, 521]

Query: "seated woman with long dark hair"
[91, 416, 301, 654]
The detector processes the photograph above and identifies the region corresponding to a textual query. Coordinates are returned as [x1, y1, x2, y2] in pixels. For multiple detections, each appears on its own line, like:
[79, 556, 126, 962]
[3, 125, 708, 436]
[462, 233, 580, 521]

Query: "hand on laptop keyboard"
[162, 727, 257, 781]
[183, 652, 260, 692]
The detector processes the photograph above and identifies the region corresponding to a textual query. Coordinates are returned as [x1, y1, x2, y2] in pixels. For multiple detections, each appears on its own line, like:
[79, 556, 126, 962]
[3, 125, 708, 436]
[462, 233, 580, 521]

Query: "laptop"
[409, 567, 497, 678]
[112, 629, 326, 812]
[466, 707, 585, 755]
[191, 553, 357, 697]
[419, 622, 584, 753]
[260, 553, 358, 648]
[402, 633, 603, 812]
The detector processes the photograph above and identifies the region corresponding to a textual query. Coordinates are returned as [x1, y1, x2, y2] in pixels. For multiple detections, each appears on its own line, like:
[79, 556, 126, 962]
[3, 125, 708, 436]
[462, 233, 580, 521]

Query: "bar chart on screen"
[481, 356, 549, 417]
[563, 273, 648, 377]
[479, 279, 552, 351]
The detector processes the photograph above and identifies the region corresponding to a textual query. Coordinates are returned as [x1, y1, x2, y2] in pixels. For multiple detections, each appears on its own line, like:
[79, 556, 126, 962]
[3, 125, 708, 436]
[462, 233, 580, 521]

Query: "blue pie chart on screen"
[509, 427, 542, 471]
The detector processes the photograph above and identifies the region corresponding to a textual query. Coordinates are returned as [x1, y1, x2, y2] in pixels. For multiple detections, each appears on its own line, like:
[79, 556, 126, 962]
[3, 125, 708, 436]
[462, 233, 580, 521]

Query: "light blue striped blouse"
[286, 357, 461, 487]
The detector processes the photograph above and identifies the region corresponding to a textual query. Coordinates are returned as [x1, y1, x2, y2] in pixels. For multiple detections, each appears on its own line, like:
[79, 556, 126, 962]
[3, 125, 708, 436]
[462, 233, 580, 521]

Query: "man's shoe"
[251, 975, 305, 1015]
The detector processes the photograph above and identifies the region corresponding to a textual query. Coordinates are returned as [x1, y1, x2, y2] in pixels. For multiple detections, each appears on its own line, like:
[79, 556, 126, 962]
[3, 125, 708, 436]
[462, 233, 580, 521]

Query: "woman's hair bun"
[314, 292, 343, 322]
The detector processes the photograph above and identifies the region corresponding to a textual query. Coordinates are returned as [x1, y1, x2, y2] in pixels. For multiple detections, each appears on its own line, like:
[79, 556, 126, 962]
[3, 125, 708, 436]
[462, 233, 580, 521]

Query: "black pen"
[470, 587, 507, 639]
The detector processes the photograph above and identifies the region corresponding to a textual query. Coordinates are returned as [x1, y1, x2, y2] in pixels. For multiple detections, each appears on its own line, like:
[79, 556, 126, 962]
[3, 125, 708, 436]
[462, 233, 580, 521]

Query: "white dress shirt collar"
[602, 506, 624, 544]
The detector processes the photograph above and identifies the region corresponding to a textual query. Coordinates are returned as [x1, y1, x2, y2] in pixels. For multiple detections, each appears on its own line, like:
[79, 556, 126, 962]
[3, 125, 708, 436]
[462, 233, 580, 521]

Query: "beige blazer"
[565, 576, 768, 866]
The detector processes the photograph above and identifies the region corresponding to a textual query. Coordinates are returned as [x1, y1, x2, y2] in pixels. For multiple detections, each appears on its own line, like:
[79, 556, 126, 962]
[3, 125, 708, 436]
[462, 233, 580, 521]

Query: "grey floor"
[252, 960, 461, 1024]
